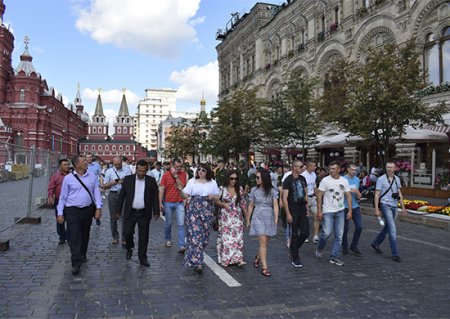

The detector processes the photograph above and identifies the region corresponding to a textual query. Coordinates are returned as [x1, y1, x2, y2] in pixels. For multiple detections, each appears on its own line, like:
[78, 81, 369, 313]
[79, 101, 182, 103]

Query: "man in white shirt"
[147, 161, 163, 186]
[316, 161, 352, 266]
[301, 161, 318, 243]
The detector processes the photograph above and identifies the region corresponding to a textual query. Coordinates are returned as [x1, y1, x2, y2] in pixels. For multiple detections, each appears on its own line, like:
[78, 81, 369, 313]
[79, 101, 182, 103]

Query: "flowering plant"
[395, 161, 412, 172]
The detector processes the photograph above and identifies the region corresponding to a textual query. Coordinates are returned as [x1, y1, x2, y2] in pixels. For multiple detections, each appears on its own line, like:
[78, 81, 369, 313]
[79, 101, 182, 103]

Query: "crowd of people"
[47, 153, 407, 276]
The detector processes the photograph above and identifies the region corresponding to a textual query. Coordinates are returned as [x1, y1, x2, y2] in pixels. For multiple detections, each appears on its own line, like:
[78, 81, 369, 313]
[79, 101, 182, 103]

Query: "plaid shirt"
[160, 170, 187, 203]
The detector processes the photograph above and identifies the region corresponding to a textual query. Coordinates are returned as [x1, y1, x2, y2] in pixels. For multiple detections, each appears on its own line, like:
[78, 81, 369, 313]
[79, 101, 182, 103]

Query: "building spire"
[94, 89, 104, 116]
[200, 91, 206, 114]
[74, 82, 82, 105]
[118, 89, 129, 116]
[15, 36, 38, 76]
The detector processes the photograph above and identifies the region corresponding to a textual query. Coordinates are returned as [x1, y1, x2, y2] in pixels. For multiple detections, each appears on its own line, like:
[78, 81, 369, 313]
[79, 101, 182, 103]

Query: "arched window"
[123, 127, 127, 134]
[118, 127, 121, 134]
[98, 145, 102, 151]
[91, 145, 95, 151]
[119, 145, 123, 151]
[19, 89, 25, 102]
[112, 145, 116, 151]
[442, 27, 450, 82]
[425, 33, 439, 85]
[93, 127, 97, 134]
[105, 145, 109, 151]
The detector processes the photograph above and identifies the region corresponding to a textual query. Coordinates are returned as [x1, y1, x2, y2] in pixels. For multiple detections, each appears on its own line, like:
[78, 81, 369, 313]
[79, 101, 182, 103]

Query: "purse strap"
[73, 173, 95, 205]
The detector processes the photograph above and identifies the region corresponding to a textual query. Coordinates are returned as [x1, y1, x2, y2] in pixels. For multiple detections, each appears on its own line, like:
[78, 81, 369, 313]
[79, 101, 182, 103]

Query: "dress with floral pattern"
[184, 195, 215, 267]
[217, 187, 246, 266]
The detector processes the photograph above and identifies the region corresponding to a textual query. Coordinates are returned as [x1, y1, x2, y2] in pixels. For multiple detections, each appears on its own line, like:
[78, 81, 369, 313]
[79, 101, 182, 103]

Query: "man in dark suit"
[117, 159, 160, 267]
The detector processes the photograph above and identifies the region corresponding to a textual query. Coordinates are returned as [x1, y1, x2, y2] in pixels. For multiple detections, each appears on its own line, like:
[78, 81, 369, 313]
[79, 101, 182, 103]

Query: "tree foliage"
[263, 69, 321, 155]
[209, 88, 265, 162]
[318, 41, 448, 166]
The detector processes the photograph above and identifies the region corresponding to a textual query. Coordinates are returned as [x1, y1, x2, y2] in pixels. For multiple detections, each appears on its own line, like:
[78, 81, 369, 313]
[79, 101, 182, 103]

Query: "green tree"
[209, 88, 265, 163]
[264, 69, 321, 156]
[319, 41, 448, 166]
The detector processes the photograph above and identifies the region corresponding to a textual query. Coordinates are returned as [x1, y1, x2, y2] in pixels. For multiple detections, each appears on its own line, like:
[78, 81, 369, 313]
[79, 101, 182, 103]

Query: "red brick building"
[78, 91, 151, 163]
[0, 0, 88, 164]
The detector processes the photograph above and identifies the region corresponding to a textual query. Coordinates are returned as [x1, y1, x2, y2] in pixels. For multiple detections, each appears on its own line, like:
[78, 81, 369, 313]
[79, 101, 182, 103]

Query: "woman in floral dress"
[216, 170, 248, 267]
[180, 163, 220, 274]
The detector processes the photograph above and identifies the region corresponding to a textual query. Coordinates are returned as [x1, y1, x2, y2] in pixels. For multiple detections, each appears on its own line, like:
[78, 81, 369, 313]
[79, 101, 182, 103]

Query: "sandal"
[261, 268, 271, 277]
[253, 255, 260, 268]
[238, 261, 247, 268]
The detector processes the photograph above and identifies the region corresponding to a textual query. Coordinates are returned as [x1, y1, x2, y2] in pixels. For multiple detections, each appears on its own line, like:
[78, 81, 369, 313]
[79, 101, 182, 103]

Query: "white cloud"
[170, 61, 218, 108]
[73, 0, 202, 58]
[82, 88, 140, 104]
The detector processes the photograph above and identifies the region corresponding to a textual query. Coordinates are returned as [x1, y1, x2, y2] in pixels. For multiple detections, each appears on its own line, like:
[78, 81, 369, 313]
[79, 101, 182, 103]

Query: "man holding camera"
[371, 162, 407, 262]
[103, 156, 132, 244]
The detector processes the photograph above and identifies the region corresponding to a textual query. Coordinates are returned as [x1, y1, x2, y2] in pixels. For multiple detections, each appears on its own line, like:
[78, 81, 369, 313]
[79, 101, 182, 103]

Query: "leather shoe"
[140, 259, 150, 267]
[370, 243, 383, 254]
[126, 249, 133, 260]
[392, 256, 402, 263]
[71, 266, 80, 275]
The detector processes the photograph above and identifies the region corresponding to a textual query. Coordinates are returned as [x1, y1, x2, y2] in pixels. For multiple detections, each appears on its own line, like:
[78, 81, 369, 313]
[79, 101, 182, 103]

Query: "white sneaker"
[313, 236, 319, 244]
[315, 249, 323, 258]
[304, 238, 310, 243]
[286, 239, 290, 249]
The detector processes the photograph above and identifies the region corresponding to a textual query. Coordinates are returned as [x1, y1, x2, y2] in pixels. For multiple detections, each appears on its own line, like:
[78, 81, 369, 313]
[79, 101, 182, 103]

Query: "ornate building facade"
[0, 0, 89, 164]
[78, 91, 151, 163]
[216, 0, 450, 182]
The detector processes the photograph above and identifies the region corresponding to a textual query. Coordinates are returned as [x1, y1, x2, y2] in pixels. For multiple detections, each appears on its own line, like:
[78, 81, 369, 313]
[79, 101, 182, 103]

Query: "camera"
[391, 193, 399, 200]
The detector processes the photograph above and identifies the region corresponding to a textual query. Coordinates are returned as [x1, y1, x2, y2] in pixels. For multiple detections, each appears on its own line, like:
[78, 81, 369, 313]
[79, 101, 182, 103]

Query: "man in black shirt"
[282, 159, 309, 268]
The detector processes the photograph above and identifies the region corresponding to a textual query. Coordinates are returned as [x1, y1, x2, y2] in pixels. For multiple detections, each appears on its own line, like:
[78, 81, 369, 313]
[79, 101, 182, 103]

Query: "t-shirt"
[376, 174, 401, 207]
[343, 175, 359, 209]
[318, 175, 350, 213]
[160, 170, 187, 203]
[301, 170, 317, 196]
[183, 179, 220, 197]
[282, 174, 307, 211]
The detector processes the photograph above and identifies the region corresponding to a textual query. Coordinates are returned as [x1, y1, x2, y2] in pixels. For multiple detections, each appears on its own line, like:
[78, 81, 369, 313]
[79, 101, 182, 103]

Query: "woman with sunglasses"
[179, 163, 220, 274]
[216, 170, 249, 267]
[246, 169, 279, 277]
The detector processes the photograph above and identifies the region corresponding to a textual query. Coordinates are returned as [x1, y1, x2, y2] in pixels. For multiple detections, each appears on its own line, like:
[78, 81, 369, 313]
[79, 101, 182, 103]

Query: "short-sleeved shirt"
[282, 174, 307, 211]
[160, 170, 187, 203]
[376, 174, 401, 207]
[182, 179, 220, 196]
[343, 175, 360, 209]
[104, 166, 132, 192]
[87, 161, 101, 178]
[318, 175, 350, 213]
[301, 170, 317, 196]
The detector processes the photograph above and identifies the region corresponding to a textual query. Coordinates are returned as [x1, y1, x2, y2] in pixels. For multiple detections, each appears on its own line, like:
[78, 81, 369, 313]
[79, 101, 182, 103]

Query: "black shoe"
[392, 256, 402, 263]
[178, 246, 186, 254]
[342, 248, 350, 256]
[81, 255, 87, 264]
[195, 265, 203, 274]
[95, 219, 101, 226]
[58, 239, 65, 245]
[140, 259, 150, 267]
[350, 247, 363, 257]
[71, 266, 80, 275]
[291, 257, 303, 268]
[126, 249, 133, 260]
[370, 244, 383, 254]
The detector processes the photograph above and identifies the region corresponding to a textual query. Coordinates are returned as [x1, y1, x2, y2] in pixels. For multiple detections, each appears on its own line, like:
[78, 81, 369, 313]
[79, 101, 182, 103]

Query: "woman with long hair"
[216, 170, 248, 267]
[179, 163, 220, 274]
[246, 169, 279, 277]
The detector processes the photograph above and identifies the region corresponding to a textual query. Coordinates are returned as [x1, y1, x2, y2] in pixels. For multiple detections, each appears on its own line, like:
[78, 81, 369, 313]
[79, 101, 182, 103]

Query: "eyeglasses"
[255, 176, 261, 180]
[230, 177, 238, 181]
[198, 168, 207, 173]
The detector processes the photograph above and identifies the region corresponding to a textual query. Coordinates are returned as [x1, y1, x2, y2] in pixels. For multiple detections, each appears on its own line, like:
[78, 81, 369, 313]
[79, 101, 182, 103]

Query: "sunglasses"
[229, 177, 238, 181]
[256, 176, 261, 180]
[198, 168, 207, 173]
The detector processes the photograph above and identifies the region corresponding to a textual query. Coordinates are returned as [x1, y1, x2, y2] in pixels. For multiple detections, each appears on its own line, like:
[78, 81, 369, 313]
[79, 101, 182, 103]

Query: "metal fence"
[0, 141, 64, 235]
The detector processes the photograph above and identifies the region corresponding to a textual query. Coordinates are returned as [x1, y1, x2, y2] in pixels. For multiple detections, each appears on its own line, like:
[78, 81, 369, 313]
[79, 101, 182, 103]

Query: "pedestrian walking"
[371, 162, 407, 262]
[159, 158, 187, 252]
[86, 152, 102, 226]
[147, 161, 164, 186]
[301, 161, 317, 243]
[116, 160, 160, 267]
[57, 155, 102, 275]
[342, 163, 363, 257]
[103, 156, 132, 245]
[246, 169, 279, 277]
[316, 161, 352, 266]
[48, 158, 70, 245]
[283, 160, 309, 267]
[214, 160, 228, 187]
[216, 170, 248, 267]
[180, 163, 220, 274]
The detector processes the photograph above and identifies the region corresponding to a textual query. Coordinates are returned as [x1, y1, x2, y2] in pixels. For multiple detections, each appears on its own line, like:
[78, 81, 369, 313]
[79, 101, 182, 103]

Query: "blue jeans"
[372, 203, 399, 257]
[164, 202, 185, 248]
[317, 210, 345, 258]
[342, 207, 362, 250]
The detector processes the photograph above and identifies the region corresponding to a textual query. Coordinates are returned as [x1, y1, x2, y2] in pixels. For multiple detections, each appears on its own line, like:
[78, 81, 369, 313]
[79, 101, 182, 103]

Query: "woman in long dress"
[246, 169, 279, 277]
[216, 170, 248, 267]
[180, 163, 220, 274]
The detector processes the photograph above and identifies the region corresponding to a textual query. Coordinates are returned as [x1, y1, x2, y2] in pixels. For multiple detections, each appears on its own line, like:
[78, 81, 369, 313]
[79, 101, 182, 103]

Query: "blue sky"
[5, 0, 258, 120]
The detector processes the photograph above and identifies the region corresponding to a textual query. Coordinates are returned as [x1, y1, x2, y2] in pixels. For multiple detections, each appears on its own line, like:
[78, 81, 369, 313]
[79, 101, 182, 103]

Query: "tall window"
[334, 7, 339, 24]
[424, 28, 450, 85]
[363, 0, 370, 8]
[19, 89, 25, 102]
[321, 15, 325, 32]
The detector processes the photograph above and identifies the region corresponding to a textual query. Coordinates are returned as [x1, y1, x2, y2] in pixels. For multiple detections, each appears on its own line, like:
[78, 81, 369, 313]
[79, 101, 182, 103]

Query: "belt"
[132, 208, 145, 212]
[109, 190, 119, 193]
[308, 194, 315, 198]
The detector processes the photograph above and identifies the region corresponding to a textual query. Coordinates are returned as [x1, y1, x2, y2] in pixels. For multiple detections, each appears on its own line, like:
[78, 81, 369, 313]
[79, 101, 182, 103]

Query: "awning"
[395, 127, 448, 143]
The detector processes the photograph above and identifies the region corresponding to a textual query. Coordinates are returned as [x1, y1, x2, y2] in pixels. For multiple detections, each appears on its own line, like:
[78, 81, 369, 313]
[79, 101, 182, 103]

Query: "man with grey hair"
[103, 156, 132, 244]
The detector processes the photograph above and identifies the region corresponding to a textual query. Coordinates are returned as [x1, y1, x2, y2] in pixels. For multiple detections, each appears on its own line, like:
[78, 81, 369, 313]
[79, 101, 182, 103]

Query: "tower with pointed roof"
[0, 0, 14, 103]
[87, 90, 108, 140]
[112, 89, 133, 140]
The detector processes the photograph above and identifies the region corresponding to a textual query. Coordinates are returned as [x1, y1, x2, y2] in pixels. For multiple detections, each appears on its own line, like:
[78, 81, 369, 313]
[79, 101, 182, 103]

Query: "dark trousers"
[290, 204, 309, 260]
[64, 205, 94, 268]
[342, 207, 363, 250]
[124, 209, 150, 261]
[108, 192, 125, 241]
[54, 199, 67, 241]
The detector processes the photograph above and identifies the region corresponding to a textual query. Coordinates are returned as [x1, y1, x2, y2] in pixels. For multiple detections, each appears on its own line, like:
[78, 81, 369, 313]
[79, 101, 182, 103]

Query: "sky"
[4, 0, 259, 122]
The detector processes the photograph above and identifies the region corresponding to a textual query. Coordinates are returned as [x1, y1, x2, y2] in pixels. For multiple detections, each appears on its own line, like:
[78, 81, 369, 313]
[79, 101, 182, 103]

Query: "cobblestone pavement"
[1, 190, 450, 318]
